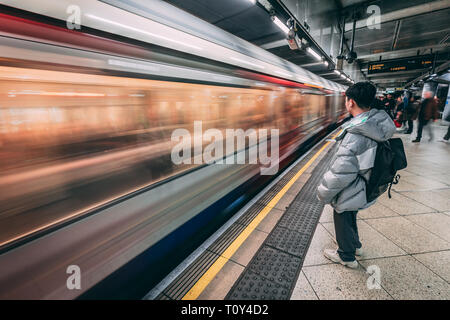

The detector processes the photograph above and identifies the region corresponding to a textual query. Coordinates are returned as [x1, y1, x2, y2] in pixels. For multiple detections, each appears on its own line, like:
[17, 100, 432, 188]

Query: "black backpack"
[365, 138, 407, 202]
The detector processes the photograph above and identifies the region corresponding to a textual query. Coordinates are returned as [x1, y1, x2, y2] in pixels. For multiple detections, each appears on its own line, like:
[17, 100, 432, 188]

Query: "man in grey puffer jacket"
[318, 82, 396, 268]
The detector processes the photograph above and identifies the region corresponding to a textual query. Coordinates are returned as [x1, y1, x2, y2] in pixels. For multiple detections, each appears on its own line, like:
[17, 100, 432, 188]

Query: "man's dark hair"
[345, 82, 377, 109]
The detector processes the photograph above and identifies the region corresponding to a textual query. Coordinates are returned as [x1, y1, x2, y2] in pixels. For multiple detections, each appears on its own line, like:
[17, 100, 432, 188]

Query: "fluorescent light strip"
[307, 47, 322, 61]
[86, 14, 203, 51]
[230, 57, 265, 69]
[274, 69, 293, 78]
[273, 17, 289, 34]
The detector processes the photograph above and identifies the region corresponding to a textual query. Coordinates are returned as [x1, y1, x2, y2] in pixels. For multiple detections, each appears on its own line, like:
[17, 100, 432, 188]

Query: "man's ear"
[349, 98, 355, 108]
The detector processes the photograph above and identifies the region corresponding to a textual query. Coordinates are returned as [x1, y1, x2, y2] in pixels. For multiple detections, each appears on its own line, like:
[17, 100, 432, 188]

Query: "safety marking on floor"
[226, 141, 337, 299]
[151, 147, 319, 300]
[181, 131, 340, 300]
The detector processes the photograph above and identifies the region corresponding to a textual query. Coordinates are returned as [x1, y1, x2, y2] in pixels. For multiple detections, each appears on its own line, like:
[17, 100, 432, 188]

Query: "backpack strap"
[336, 115, 369, 141]
[387, 174, 401, 198]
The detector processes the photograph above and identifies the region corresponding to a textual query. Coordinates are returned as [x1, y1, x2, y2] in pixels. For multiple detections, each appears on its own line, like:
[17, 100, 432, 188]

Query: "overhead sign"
[385, 87, 404, 93]
[368, 55, 433, 74]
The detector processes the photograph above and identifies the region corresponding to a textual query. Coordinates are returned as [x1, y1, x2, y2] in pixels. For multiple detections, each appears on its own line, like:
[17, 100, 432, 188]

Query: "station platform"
[146, 123, 450, 300]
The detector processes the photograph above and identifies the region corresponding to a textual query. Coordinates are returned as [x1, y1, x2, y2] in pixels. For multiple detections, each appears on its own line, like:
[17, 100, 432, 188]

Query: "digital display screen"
[368, 55, 433, 74]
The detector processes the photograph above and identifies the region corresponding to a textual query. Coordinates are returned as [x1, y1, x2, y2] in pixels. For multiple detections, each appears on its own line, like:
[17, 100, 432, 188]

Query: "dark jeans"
[416, 119, 429, 140]
[333, 210, 361, 262]
[444, 125, 450, 141]
[406, 120, 413, 133]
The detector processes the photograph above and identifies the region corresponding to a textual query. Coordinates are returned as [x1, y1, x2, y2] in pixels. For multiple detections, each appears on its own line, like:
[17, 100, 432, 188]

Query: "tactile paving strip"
[154, 135, 337, 300]
[226, 142, 336, 300]
[266, 227, 311, 257]
[278, 200, 326, 235]
[247, 246, 302, 289]
[226, 271, 289, 300]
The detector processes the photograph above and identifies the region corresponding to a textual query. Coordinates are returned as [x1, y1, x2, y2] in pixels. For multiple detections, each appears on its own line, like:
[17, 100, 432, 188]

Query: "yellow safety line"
[182, 130, 341, 300]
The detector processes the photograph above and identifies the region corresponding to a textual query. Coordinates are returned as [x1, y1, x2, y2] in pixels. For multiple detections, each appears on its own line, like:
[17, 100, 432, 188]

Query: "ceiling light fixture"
[230, 56, 266, 69]
[307, 47, 322, 61]
[273, 17, 289, 34]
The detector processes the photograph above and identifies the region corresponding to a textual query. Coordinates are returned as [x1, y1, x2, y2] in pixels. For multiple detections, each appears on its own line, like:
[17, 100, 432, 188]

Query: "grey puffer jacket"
[317, 109, 396, 213]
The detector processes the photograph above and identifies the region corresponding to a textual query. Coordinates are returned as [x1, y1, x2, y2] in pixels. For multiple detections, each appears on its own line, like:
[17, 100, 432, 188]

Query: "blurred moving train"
[0, 0, 348, 299]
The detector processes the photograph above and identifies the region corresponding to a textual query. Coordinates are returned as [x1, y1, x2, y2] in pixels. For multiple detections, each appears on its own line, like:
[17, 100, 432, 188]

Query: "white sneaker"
[323, 249, 358, 269]
[355, 247, 363, 256]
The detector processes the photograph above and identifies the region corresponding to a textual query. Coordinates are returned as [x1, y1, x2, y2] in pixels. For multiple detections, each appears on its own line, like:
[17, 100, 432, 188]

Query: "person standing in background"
[394, 96, 403, 118]
[401, 93, 410, 131]
[405, 96, 419, 134]
[438, 97, 450, 142]
[394, 96, 406, 131]
[403, 92, 410, 110]
[378, 95, 386, 110]
[413, 91, 439, 142]
[384, 94, 396, 119]
[441, 126, 450, 142]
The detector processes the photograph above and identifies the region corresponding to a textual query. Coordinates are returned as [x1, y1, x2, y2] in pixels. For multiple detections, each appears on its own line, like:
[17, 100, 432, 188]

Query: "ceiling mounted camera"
[346, 14, 358, 64]
[346, 51, 357, 64]
[287, 31, 300, 50]
[286, 18, 305, 51]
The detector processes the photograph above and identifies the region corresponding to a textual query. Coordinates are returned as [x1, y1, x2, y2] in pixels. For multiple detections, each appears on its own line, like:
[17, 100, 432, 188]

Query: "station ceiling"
[167, 0, 450, 90]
